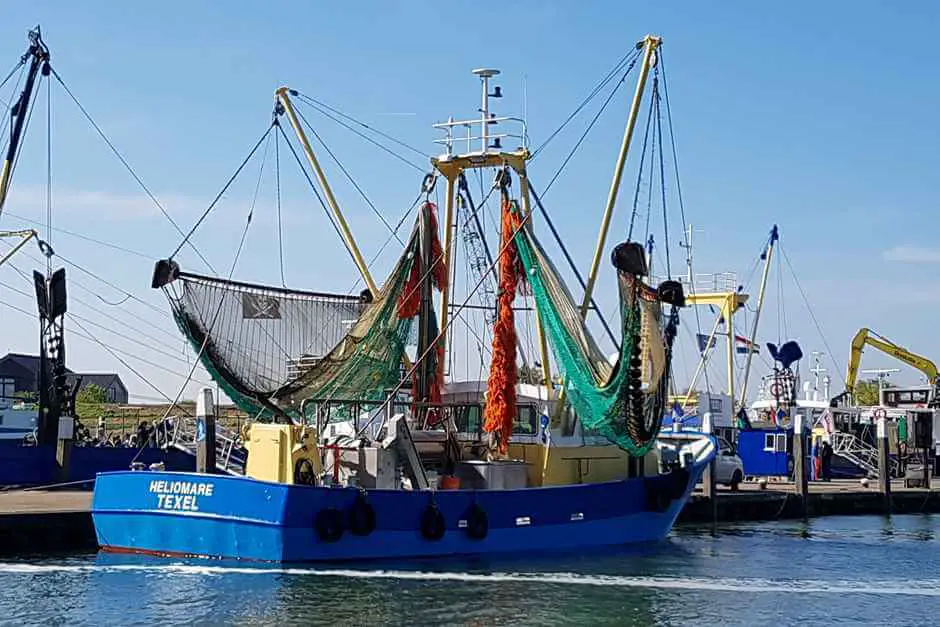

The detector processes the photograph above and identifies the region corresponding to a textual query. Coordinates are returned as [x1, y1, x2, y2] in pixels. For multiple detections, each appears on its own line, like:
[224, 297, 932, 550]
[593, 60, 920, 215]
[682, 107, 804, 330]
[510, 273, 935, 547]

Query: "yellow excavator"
[843, 328, 939, 407]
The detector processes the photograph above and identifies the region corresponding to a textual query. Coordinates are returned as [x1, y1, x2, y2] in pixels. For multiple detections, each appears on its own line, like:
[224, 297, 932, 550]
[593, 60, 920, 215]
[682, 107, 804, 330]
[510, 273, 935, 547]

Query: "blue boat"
[93, 36, 716, 562]
[93, 442, 711, 562]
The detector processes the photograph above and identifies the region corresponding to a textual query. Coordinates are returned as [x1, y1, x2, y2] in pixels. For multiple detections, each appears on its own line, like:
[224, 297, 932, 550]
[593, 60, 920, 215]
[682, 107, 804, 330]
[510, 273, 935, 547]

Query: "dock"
[1, 481, 939, 556]
[0, 490, 95, 556]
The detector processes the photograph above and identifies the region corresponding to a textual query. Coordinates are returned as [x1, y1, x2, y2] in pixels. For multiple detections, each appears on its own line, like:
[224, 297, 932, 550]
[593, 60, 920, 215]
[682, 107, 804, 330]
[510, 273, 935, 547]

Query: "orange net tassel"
[482, 199, 521, 455]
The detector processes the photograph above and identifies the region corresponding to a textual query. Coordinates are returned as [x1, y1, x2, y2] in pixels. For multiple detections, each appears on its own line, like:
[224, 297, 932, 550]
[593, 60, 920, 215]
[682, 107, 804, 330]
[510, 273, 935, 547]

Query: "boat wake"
[2, 562, 938, 596]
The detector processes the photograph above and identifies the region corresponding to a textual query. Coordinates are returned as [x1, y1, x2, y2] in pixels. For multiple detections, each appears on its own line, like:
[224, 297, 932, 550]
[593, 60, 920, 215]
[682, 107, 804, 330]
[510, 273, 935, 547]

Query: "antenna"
[472, 68, 501, 153]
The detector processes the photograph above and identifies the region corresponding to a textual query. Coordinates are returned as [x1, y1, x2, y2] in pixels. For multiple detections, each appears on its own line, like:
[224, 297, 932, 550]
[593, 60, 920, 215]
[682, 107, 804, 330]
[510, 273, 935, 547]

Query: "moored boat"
[93, 35, 715, 562]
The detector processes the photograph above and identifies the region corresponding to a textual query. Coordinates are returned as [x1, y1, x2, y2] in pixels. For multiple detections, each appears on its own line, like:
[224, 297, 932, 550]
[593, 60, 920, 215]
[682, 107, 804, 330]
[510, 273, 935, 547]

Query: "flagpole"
[682, 312, 724, 411]
[738, 225, 778, 410]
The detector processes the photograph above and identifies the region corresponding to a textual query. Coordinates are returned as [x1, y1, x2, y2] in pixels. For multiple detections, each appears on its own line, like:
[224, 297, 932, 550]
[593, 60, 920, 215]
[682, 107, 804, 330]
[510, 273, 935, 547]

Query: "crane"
[844, 328, 939, 406]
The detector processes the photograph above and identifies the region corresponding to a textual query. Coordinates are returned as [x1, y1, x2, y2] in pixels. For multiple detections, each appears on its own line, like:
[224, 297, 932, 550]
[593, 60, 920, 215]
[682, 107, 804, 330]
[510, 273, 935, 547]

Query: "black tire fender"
[420, 503, 446, 541]
[464, 503, 488, 540]
[348, 493, 377, 536]
[315, 506, 344, 543]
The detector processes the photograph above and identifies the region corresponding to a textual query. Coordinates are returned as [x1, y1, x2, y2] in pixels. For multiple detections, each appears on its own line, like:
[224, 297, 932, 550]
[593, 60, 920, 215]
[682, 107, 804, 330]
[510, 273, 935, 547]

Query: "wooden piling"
[877, 414, 892, 514]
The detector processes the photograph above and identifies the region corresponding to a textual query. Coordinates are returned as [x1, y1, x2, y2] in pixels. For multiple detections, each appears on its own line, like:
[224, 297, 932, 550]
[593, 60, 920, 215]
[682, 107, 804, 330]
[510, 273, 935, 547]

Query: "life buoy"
[463, 503, 488, 540]
[348, 493, 376, 536]
[315, 507, 344, 543]
[420, 504, 446, 541]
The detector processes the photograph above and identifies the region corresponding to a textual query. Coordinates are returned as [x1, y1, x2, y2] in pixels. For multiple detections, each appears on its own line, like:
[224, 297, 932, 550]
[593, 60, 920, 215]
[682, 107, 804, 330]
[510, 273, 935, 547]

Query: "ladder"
[831, 431, 898, 478]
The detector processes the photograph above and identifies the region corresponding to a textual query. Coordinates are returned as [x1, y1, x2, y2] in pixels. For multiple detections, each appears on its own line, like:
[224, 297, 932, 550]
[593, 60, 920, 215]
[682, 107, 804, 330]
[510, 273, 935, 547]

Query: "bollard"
[56, 415, 74, 482]
[877, 415, 891, 514]
[701, 412, 718, 529]
[793, 412, 808, 517]
[196, 387, 217, 475]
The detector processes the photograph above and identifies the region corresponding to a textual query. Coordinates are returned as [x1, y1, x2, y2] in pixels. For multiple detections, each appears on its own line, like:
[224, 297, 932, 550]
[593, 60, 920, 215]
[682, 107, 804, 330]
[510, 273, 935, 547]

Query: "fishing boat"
[92, 35, 715, 562]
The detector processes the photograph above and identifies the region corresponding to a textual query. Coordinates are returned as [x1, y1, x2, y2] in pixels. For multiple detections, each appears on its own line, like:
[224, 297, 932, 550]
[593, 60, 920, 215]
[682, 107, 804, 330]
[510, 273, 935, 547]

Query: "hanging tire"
[315, 507, 344, 543]
[667, 467, 690, 500]
[644, 478, 672, 513]
[348, 493, 377, 536]
[464, 503, 488, 540]
[420, 504, 446, 541]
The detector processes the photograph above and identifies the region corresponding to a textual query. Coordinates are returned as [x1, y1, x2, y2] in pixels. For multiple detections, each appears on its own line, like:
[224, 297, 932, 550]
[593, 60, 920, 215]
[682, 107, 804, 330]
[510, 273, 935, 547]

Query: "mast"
[578, 34, 660, 317]
[737, 225, 778, 409]
[275, 87, 378, 297]
[431, 70, 553, 391]
[0, 27, 50, 216]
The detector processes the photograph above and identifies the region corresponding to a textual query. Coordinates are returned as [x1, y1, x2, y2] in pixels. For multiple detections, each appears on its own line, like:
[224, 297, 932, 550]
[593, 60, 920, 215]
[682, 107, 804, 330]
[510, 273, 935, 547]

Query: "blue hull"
[92, 460, 708, 562]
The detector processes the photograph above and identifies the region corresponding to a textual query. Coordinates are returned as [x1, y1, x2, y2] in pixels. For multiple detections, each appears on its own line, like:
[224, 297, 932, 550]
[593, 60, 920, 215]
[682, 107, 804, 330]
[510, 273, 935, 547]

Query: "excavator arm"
[845, 328, 939, 403]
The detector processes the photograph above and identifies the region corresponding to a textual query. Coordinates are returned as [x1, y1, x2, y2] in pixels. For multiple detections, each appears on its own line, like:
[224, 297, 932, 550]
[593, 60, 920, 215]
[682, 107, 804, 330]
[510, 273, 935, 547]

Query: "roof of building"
[0, 353, 73, 376]
[65, 373, 126, 391]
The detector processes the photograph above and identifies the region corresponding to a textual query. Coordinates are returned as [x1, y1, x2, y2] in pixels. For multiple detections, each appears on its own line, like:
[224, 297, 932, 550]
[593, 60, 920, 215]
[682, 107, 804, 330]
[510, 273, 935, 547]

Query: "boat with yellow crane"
[91, 35, 715, 562]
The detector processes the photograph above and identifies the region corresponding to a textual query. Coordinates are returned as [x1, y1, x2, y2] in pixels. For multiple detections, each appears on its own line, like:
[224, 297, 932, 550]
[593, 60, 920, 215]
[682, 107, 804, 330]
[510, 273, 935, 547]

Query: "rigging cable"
[275, 124, 286, 287]
[779, 244, 846, 387]
[48, 67, 216, 274]
[170, 123, 274, 260]
[527, 183, 618, 347]
[627, 74, 656, 241]
[659, 47, 712, 397]
[532, 46, 642, 159]
[293, 105, 403, 244]
[293, 91, 430, 159]
[292, 92, 426, 173]
[654, 72, 671, 278]
[539, 55, 640, 199]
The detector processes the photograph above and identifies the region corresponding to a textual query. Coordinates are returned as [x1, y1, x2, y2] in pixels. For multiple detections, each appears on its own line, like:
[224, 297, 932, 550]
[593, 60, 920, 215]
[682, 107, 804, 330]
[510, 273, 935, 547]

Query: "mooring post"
[877, 414, 891, 514]
[196, 387, 217, 475]
[55, 415, 73, 482]
[793, 412, 808, 517]
[701, 412, 718, 528]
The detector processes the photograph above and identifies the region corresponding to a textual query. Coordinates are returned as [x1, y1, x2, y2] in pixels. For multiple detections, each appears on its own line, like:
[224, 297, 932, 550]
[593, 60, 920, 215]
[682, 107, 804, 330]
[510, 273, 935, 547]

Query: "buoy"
[758, 478, 768, 490]
[315, 507, 344, 543]
[439, 475, 461, 490]
[420, 504, 446, 541]
[860, 477, 870, 488]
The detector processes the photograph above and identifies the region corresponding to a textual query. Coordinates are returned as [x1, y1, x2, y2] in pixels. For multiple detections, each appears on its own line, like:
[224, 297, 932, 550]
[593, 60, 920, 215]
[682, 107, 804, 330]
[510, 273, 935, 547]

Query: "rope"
[49, 67, 216, 274]
[654, 74, 671, 278]
[170, 123, 274, 260]
[627, 78, 656, 240]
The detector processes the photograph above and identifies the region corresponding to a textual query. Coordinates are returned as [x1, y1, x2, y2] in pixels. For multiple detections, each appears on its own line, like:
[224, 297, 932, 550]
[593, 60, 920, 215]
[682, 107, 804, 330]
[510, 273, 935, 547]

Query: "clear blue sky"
[0, 1, 937, 404]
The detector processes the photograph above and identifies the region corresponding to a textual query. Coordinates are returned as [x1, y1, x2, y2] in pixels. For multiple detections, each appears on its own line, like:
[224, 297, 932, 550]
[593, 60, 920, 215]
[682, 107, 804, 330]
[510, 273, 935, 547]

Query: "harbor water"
[4, 514, 940, 625]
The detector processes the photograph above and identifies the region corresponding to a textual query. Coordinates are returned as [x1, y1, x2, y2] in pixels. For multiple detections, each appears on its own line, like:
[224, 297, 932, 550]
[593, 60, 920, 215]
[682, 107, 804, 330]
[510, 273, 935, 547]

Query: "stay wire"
[294, 94, 425, 173]
[275, 123, 347, 254]
[654, 74, 671, 278]
[170, 123, 274, 260]
[294, 105, 402, 244]
[45, 70, 52, 277]
[627, 75, 657, 240]
[293, 91, 430, 159]
[275, 126, 286, 287]
[527, 183, 618, 348]
[540, 57, 639, 199]
[532, 47, 641, 159]
[49, 67, 216, 273]
[348, 191, 424, 293]
[659, 48, 711, 397]
[0, 58, 25, 92]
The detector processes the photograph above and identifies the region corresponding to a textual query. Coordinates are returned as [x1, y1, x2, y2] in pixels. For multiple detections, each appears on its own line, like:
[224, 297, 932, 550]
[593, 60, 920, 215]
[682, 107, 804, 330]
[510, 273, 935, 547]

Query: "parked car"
[715, 437, 745, 490]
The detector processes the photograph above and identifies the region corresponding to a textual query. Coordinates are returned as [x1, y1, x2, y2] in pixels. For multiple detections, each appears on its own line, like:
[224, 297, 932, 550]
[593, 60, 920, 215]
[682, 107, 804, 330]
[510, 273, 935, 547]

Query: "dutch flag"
[734, 335, 760, 355]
